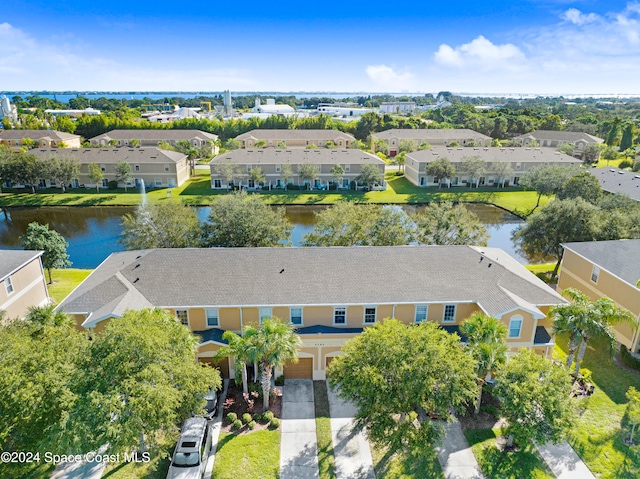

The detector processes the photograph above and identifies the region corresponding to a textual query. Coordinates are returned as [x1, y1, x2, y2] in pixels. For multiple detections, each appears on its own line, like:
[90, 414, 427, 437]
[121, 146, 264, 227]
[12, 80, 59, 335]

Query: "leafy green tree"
[249, 166, 265, 187]
[328, 320, 477, 454]
[25, 304, 73, 332]
[557, 143, 575, 156]
[212, 161, 239, 190]
[157, 141, 174, 151]
[448, 141, 460, 147]
[44, 156, 80, 193]
[556, 172, 602, 204]
[298, 162, 320, 189]
[606, 118, 621, 146]
[459, 156, 486, 188]
[114, 161, 133, 192]
[356, 163, 384, 189]
[21, 222, 71, 283]
[224, 138, 241, 150]
[394, 152, 407, 172]
[425, 157, 456, 188]
[277, 140, 287, 148]
[491, 161, 513, 188]
[66, 308, 221, 454]
[398, 139, 418, 153]
[601, 145, 620, 163]
[330, 164, 345, 187]
[21, 137, 37, 150]
[305, 143, 318, 150]
[519, 164, 580, 210]
[5, 153, 43, 193]
[280, 163, 294, 190]
[129, 138, 140, 148]
[202, 191, 292, 247]
[549, 289, 585, 369]
[350, 139, 366, 150]
[254, 140, 267, 149]
[620, 124, 634, 153]
[302, 203, 414, 246]
[540, 114, 562, 131]
[413, 202, 488, 246]
[626, 386, 640, 444]
[120, 202, 202, 249]
[418, 142, 432, 150]
[242, 318, 301, 411]
[88, 162, 104, 192]
[495, 349, 575, 447]
[460, 313, 508, 414]
[325, 140, 336, 149]
[373, 139, 389, 155]
[583, 143, 601, 164]
[513, 198, 601, 277]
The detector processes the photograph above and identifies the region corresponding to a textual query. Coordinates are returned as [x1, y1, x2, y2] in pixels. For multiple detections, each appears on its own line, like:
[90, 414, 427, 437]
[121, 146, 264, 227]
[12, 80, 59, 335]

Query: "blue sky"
[2, 0, 640, 94]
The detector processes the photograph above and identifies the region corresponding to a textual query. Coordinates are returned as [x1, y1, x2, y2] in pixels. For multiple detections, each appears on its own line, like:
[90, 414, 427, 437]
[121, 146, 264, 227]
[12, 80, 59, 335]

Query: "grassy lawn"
[370, 443, 444, 479]
[596, 158, 626, 169]
[313, 381, 336, 479]
[102, 450, 172, 479]
[212, 430, 280, 479]
[464, 428, 554, 479]
[0, 462, 54, 479]
[0, 171, 549, 216]
[554, 334, 640, 478]
[524, 263, 558, 284]
[47, 268, 93, 304]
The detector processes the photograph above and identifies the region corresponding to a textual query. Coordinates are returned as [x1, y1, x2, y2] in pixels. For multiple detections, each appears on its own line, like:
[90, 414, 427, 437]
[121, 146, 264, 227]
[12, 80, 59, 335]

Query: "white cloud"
[0, 22, 256, 90]
[562, 8, 599, 25]
[434, 36, 526, 69]
[365, 64, 414, 88]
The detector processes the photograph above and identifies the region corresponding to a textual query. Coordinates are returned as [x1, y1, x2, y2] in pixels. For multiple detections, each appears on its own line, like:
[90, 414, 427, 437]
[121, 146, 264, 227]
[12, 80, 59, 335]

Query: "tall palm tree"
[460, 312, 508, 414]
[215, 331, 251, 395]
[243, 317, 301, 412]
[549, 289, 585, 369]
[24, 304, 73, 334]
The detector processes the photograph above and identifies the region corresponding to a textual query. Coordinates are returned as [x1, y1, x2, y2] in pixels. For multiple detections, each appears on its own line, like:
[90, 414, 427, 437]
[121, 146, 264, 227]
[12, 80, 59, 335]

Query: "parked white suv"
[166, 417, 212, 479]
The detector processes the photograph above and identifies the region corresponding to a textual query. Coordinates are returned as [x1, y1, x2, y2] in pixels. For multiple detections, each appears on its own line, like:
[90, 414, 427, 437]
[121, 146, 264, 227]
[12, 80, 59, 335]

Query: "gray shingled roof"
[209, 149, 386, 165]
[90, 129, 218, 142]
[372, 129, 492, 141]
[562, 240, 640, 287]
[235, 129, 355, 141]
[30, 147, 187, 164]
[589, 168, 640, 202]
[0, 129, 81, 141]
[406, 146, 579, 165]
[513, 130, 603, 143]
[0, 250, 43, 282]
[57, 246, 565, 323]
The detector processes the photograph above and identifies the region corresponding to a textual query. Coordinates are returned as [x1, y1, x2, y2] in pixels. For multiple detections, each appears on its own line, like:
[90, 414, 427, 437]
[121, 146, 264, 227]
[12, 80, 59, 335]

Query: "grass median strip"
[212, 430, 280, 479]
[313, 380, 336, 479]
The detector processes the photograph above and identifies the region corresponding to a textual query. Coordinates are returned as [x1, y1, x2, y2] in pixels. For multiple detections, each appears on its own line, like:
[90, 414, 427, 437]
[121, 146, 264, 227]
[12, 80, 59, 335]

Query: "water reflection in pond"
[0, 204, 529, 269]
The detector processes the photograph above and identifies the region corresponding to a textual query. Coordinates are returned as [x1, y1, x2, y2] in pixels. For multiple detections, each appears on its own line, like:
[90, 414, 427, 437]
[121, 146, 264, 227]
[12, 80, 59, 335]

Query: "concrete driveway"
[280, 379, 319, 479]
[435, 418, 484, 479]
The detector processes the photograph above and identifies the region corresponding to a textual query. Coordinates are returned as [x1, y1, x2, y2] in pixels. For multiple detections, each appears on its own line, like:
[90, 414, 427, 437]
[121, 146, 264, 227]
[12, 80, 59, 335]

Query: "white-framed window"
[415, 304, 428, 323]
[100, 163, 106, 172]
[509, 315, 523, 338]
[443, 304, 456, 322]
[290, 307, 303, 326]
[247, 164, 252, 172]
[168, 178, 176, 187]
[101, 179, 108, 187]
[334, 306, 346, 325]
[214, 179, 221, 188]
[135, 164, 140, 172]
[259, 307, 272, 323]
[345, 164, 350, 172]
[164, 164, 170, 172]
[275, 164, 281, 172]
[206, 308, 219, 327]
[4, 276, 14, 295]
[176, 309, 189, 327]
[591, 265, 600, 283]
[364, 306, 376, 324]
[155, 178, 162, 186]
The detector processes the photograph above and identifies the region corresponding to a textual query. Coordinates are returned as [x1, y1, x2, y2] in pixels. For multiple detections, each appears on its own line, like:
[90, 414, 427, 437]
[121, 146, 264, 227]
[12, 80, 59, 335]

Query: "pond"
[0, 204, 526, 269]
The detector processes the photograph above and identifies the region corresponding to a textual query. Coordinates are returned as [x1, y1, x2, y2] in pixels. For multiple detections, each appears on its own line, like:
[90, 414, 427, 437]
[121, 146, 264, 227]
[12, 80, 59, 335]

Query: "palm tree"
[549, 289, 584, 369]
[243, 317, 301, 411]
[24, 304, 73, 334]
[215, 331, 251, 395]
[460, 312, 508, 414]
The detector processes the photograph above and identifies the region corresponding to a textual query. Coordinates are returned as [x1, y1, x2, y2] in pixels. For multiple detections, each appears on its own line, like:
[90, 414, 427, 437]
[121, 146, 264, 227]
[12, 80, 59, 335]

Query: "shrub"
[248, 382, 263, 398]
[226, 412, 237, 423]
[633, 160, 640, 172]
[232, 419, 243, 430]
[479, 404, 500, 418]
[619, 159, 634, 169]
[621, 345, 640, 370]
[269, 418, 280, 429]
[287, 184, 301, 190]
[263, 411, 274, 422]
[108, 180, 118, 190]
[275, 375, 285, 386]
[242, 413, 252, 424]
[248, 420, 256, 430]
[253, 413, 262, 422]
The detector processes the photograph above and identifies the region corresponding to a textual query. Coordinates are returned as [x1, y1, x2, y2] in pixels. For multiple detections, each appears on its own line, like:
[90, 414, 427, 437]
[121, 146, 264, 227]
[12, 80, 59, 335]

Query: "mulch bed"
[220, 381, 282, 434]
[459, 389, 503, 431]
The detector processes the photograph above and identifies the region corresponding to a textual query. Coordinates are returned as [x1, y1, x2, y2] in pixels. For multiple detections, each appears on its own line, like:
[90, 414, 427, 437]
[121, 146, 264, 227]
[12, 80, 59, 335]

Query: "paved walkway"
[434, 418, 484, 479]
[280, 379, 320, 479]
[536, 441, 596, 479]
[326, 384, 375, 479]
[50, 445, 107, 479]
[204, 378, 229, 478]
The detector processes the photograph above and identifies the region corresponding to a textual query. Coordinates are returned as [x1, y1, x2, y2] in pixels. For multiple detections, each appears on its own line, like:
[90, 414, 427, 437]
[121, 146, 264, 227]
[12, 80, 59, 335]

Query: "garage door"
[284, 358, 313, 379]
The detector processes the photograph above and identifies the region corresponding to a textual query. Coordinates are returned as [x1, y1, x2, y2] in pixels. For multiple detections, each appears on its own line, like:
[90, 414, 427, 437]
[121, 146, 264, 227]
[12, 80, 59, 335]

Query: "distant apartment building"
[235, 129, 355, 149]
[371, 129, 492, 156]
[404, 146, 580, 188]
[90, 129, 218, 152]
[379, 101, 417, 114]
[210, 148, 386, 190]
[512, 130, 603, 159]
[0, 250, 49, 321]
[0, 129, 82, 151]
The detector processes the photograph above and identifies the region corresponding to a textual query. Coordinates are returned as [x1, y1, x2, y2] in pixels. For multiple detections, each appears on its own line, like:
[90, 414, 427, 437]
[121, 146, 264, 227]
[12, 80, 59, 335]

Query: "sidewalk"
[50, 446, 107, 479]
[280, 379, 320, 479]
[326, 384, 375, 479]
[434, 418, 484, 479]
[536, 441, 595, 479]
[203, 378, 229, 478]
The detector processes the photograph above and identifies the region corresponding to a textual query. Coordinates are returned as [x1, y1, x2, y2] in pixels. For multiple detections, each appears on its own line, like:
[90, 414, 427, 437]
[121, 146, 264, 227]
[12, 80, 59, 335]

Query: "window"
[515, 162, 522, 170]
[591, 266, 600, 283]
[155, 178, 162, 186]
[206, 308, 219, 327]
[176, 310, 189, 326]
[4, 276, 14, 295]
[164, 164, 170, 172]
[345, 164, 350, 172]
[513, 176, 520, 186]
[339, 140, 343, 146]
[290, 307, 302, 325]
[247, 164, 252, 172]
[50, 178, 56, 186]
[248, 179, 255, 188]
[364, 307, 376, 324]
[259, 307, 272, 323]
[134, 164, 140, 172]
[100, 163, 106, 172]
[275, 164, 281, 172]
[168, 178, 176, 187]
[101, 179, 108, 187]
[214, 179, 221, 188]
[342, 178, 349, 188]
[509, 316, 523, 338]
[415, 304, 428, 323]
[443, 304, 456, 322]
[334, 307, 346, 325]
